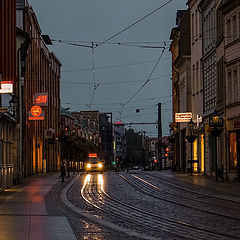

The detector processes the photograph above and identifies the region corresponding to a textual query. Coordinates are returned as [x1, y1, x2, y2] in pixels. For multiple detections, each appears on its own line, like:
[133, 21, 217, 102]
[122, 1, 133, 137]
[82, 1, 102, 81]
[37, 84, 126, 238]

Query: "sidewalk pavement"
[0, 173, 76, 240]
[151, 170, 240, 201]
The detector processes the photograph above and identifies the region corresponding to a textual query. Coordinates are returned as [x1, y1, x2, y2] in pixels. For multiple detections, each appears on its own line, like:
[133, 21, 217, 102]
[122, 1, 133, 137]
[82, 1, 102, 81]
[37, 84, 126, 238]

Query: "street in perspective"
[1, 0, 240, 239]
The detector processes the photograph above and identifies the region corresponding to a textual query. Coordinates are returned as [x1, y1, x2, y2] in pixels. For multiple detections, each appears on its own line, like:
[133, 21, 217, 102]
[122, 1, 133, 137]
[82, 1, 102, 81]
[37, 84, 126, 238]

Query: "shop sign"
[89, 153, 97, 158]
[175, 113, 192, 122]
[209, 116, 224, 127]
[0, 81, 13, 94]
[29, 105, 44, 120]
[34, 93, 48, 106]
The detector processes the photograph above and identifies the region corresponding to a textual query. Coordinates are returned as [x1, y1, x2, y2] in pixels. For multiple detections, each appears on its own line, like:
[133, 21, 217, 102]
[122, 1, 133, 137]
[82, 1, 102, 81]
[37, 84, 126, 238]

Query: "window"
[203, 54, 217, 113]
[226, 18, 232, 44]
[227, 71, 232, 104]
[233, 68, 238, 102]
[207, 15, 210, 49]
[217, 9, 223, 41]
[239, 12, 240, 37]
[217, 58, 224, 105]
[192, 64, 195, 93]
[232, 15, 237, 41]
[229, 132, 237, 170]
[196, 62, 199, 91]
[192, 13, 194, 42]
[195, 9, 198, 38]
[200, 61, 203, 90]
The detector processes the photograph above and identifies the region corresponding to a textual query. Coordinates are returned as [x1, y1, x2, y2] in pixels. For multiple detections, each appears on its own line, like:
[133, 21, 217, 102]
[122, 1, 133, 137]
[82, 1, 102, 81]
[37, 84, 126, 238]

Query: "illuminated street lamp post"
[186, 119, 196, 176]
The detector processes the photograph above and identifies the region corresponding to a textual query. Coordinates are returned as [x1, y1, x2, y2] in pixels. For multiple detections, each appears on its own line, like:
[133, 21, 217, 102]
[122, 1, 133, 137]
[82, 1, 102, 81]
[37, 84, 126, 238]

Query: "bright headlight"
[87, 163, 91, 168]
[98, 163, 103, 168]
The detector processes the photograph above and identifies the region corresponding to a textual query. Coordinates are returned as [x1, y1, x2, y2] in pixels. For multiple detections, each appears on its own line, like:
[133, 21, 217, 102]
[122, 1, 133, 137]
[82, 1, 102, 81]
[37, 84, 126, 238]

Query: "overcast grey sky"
[29, 0, 187, 137]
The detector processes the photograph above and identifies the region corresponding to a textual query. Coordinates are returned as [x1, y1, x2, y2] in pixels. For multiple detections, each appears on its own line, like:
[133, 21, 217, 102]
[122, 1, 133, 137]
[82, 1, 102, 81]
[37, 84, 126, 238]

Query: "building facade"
[99, 113, 113, 169]
[17, 0, 61, 176]
[0, 0, 18, 188]
[199, 0, 227, 180]
[170, 10, 192, 172]
[187, 0, 205, 174]
[72, 111, 100, 144]
[170, 0, 240, 181]
[113, 123, 126, 170]
[221, 0, 240, 180]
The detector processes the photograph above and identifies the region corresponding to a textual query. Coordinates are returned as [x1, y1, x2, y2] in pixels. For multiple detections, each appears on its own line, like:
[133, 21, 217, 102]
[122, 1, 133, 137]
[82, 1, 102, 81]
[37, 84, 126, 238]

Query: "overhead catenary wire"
[60, 74, 171, 86]
[50, 13, 240, 52]
[88, 43, 99, 109]
[120, 44, 166, 117]
[62, 95, 173, 107]
[62, 57, 171, 73]
[52, 39, 171, 45]
[95, 0, 173, 48]
[54, 39, 169, 50]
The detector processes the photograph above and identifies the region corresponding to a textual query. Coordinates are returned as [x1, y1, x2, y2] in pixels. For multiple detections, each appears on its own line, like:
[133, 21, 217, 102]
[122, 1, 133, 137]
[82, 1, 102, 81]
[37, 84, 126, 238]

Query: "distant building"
[99, 113, 113, 169]
[113, 123, 126, 170]
[72, 111, 100, 144]
[161, 136, 171, 169]
[148, 138, 158, 170]
[60, 108, 76, 135]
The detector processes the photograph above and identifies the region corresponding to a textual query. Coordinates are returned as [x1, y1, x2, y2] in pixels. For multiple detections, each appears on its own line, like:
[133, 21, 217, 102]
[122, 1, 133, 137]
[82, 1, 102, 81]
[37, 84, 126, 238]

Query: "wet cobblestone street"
[45, 171, 240, 239]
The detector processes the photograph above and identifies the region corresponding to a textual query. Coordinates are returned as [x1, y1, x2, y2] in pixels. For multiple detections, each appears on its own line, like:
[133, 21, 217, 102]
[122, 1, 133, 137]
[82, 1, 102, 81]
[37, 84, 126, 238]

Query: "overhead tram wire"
[52, 39, 92, 48]
[62, 94, 173, 108]
[52, 39, 171, 45]
[88, 43, 99, 109]
[53, 39, 169, 50]
[62, 57, 171, 73]
[49, 13, 238, 51]
[120, 44, 166, 116]
[95, 0, 173, 49]
[60, 74, 171, 86]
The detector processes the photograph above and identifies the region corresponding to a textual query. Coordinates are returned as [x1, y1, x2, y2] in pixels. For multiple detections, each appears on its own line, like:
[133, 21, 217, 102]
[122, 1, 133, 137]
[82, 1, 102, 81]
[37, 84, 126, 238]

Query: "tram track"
[80, 174, 237, 240]
[142, 172, 240, 204]
[119, 173, 240, 221]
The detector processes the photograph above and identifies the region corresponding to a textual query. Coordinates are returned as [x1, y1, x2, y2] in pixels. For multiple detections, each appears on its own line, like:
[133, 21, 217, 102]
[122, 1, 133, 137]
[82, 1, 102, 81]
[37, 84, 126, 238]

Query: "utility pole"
[158, 103, 162, 170]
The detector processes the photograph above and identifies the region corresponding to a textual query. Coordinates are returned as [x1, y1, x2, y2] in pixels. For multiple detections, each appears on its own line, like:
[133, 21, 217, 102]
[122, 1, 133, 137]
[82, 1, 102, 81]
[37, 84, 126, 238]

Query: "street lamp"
[186, 119, 196, 176]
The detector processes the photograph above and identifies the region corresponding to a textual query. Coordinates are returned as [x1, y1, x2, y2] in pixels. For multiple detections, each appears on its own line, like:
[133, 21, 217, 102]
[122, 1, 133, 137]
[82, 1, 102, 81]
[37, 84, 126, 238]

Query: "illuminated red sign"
[89, 153, 97, 158]
[114, 121, 123, 125]
[31, 106, 42, 117]
[29, 106, 44, 120]
[34, 93, 48, 106]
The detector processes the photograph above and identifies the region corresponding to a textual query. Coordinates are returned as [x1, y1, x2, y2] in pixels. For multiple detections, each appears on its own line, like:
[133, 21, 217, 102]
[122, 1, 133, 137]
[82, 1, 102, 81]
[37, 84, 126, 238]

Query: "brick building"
[17, 0, 61, 176]
[0, 0, 17, 189]
[0, 0, 16, 84]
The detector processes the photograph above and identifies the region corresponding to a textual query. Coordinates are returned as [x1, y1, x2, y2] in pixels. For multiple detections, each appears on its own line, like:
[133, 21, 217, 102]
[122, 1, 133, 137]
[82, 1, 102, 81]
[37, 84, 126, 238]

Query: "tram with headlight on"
[85, 153, 104, 173]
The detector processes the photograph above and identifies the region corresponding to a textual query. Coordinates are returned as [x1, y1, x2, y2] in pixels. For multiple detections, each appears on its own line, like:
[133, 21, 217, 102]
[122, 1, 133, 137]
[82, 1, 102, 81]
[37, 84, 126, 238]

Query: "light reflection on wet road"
[78, 172, 238, 240]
